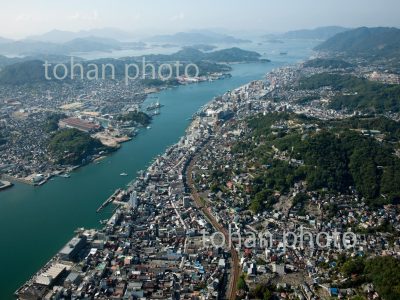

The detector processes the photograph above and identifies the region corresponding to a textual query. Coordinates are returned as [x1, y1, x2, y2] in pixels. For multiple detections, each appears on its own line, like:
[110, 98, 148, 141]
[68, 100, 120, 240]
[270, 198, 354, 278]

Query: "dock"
[1, 174, 33, 185]
[96, 189, 122, 212]
[0, 180, 13, 191]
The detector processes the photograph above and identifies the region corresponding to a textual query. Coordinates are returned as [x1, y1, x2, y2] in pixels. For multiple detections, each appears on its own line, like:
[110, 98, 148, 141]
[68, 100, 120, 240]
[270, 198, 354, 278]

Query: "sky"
[0, 0, 399, 39]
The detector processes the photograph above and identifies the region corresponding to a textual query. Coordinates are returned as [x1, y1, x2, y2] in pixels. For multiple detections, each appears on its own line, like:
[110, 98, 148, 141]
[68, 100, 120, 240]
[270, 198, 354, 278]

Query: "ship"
[279, 51, 288, 55]
[151, 109, 160, 116]
[146, 100, 163, 111]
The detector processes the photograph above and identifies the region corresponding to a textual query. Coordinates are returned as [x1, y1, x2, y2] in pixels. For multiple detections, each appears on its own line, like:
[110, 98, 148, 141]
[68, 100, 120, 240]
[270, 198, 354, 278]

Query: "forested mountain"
[315, 27, 400, 59]
[233, 113, 400, 209]
[299, 73, 400, 113]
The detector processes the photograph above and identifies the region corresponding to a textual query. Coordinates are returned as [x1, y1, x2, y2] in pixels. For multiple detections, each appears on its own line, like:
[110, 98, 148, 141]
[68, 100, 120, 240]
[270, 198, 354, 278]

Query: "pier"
[96, 189, 122, 213]
[0, 180, 13, 191]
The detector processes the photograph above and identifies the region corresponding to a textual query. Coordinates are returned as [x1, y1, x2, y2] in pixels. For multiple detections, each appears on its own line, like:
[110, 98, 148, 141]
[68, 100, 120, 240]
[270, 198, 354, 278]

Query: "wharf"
[0, 180, 13, 191]
[96, 188, 122, 212]
[0, 174, 33, 186]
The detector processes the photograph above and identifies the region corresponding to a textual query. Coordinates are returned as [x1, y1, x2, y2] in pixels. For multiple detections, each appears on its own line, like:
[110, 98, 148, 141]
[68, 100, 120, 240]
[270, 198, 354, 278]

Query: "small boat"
[120, 172, 128, 176]
[151, 109, 160, 116]
[146, 126, 151, 129]
[279, 51, 288, 55]
[60, 174, 70, 178]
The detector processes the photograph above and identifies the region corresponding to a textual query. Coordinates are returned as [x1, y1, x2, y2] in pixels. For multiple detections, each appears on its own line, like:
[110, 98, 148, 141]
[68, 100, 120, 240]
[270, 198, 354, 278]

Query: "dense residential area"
[14, 27, 400, 300]
[0, 3, 399, 297]
[0, 48, 257, 186]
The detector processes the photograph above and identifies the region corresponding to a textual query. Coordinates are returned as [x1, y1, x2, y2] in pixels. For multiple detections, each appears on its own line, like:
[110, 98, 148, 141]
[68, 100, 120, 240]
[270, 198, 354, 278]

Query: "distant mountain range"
[25, 28, 251, 45]
[144, 31, 250, 45]
[315, 27, 400, 59]
[27, 28, 137, 43]
[0, 55, 21, 68]
[0, 29, 251, 56]
[0, 36, 146, 56]
[0, 47, 264, 85]
[265, 26, 350, 40]
[0, 53, 84, 66]
[138, 47, 262, 63]
[63, 37, 120, 52]
[0, 37, 13, 44]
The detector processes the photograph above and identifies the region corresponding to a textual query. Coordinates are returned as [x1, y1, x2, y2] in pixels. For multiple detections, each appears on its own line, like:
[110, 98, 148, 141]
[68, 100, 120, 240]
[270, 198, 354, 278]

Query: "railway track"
[186, 138, 239, 300]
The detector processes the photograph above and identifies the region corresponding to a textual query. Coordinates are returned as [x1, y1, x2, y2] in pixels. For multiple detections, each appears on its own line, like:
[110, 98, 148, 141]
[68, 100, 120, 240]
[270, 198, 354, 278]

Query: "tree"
[341, 257, 365, 277]
[350, 296, 366, 300]
[251, 284, 273, 299]
[117, 111, 151, 126]
[249, 190, 276, 214]
[349, 147, 379, 199]
[263, 289, 272, 300]
[237, 274, 248, 291]
[364, 256, 400, 300]
[380, 160, 400, 203]
[44, 113, 66, 133]
[48, 128, 107, 165]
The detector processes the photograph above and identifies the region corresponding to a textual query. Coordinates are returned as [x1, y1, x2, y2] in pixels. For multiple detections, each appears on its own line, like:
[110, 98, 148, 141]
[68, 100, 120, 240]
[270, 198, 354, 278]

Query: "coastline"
[0, 72, 233, 191]
[1, 48, 319, 299]
[14, 85, 232, 298]
[14, 73, 277, 299]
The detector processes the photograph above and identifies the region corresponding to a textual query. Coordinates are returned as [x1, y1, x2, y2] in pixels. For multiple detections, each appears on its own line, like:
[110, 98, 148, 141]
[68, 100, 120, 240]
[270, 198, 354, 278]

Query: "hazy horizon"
[1, 0, 400, 39]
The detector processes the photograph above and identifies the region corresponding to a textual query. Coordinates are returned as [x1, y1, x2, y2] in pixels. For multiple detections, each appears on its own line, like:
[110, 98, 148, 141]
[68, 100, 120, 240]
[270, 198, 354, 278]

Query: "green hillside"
[299, 73, 400, 113]
[315, 27, 400, 60]
[233, 113, 400, 208]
